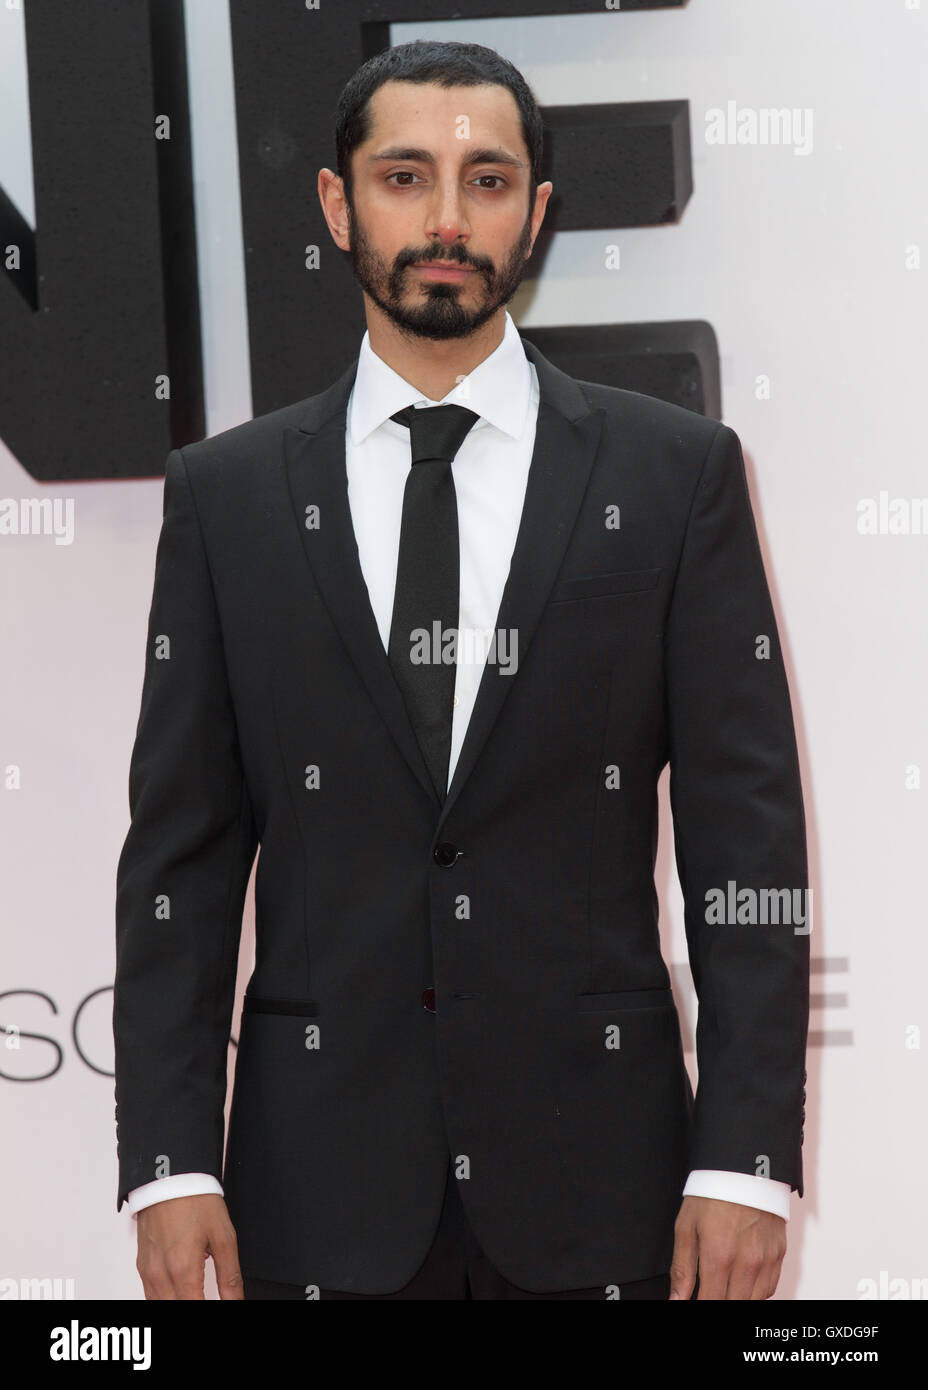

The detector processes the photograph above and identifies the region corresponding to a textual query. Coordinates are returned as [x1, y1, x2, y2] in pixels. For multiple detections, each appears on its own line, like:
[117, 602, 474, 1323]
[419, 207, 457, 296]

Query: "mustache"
[395, 247, 492, 273]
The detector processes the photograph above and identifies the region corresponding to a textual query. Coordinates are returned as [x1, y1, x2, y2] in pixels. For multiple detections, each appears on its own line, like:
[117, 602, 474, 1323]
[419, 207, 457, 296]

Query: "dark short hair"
[334, 40, 544, 208]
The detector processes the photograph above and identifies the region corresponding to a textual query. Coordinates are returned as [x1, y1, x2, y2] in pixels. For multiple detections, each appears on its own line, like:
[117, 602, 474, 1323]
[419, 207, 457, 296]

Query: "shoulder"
[175, 397, 315, 481]
[576, 376, 724, 455]
[568, 377, 732, 490]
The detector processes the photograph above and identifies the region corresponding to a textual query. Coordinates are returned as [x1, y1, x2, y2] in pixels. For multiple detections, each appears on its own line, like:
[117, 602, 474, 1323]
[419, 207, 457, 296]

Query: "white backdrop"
[1, 0, 925, 1300]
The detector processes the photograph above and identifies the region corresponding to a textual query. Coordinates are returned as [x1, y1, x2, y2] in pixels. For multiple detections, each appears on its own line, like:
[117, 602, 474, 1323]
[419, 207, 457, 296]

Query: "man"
[114, 39, 809, 1301]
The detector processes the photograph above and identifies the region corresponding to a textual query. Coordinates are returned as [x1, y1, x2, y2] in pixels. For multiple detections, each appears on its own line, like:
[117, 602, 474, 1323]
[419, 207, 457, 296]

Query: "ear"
[318, 168, 352, 251]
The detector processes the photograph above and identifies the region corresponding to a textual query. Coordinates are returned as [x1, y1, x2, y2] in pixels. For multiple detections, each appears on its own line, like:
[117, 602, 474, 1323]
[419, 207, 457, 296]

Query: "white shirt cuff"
[682, 1169, 791, 1221]
[126, 1172, 224, 1217]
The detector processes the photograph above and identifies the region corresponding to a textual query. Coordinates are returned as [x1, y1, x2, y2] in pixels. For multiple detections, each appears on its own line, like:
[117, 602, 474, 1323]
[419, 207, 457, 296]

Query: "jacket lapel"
[438, 342, 604, 831]
[283, 360, 441, 810]
[282, 336, 605, 823]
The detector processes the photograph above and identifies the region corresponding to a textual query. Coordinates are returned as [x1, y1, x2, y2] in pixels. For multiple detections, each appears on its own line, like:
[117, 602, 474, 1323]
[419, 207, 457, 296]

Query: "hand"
[136, 1194, 244, 1300]
[669, 1196, 786, 1300]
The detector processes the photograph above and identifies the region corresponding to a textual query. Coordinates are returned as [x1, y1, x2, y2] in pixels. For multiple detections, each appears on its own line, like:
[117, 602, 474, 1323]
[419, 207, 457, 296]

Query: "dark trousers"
[243, 1159, 680, 1300]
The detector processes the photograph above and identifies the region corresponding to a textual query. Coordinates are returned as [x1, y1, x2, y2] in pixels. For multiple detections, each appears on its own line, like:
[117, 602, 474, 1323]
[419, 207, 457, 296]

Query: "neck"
[363, 300, 507, 402]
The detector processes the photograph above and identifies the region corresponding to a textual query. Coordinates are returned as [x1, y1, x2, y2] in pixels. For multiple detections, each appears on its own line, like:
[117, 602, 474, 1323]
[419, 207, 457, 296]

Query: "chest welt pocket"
[576, 987, 674, 1012]
[243, 993, 319, 1018]
[549, 567, 661, 603]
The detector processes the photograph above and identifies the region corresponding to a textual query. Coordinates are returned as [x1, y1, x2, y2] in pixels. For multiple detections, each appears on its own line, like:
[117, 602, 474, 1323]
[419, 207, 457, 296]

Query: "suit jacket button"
[422, 988, 436, 1013]
[434, 843, 458, 867]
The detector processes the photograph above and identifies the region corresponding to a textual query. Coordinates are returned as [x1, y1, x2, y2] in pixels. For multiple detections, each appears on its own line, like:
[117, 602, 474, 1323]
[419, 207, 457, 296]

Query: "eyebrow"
[367, 145, 524, 170]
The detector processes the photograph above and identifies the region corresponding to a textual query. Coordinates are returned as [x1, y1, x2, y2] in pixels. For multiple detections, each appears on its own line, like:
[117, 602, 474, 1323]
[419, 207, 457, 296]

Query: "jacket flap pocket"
[576, 987, 673, 1012]
[243, 993, 319, 1018]
[550, 568, 661, 603]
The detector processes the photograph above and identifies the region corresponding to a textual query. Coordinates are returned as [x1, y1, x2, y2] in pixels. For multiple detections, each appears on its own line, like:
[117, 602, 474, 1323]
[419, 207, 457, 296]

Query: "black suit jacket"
[114, 335, 809, 1294]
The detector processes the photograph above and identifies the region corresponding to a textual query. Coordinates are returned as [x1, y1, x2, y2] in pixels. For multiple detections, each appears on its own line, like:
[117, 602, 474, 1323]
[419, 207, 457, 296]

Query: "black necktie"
[388, 403, 480, 800]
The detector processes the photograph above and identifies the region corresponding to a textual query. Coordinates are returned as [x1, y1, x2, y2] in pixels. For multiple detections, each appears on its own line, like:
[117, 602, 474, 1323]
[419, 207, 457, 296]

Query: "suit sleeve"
[664, 423, 809, 1195]
[113, 449, 258, 1212]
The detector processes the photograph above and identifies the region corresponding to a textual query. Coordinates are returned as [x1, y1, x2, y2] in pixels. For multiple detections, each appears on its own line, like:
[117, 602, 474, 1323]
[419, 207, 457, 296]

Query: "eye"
[385, 171, 507, 190]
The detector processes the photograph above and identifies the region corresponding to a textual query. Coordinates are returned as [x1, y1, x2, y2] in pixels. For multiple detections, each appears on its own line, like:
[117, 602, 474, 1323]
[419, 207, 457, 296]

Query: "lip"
[413, 262, 474, 282]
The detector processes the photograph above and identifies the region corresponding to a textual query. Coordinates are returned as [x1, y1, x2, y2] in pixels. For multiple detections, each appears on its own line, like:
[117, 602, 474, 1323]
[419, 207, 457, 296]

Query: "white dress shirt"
[126, 311, 790, 1224]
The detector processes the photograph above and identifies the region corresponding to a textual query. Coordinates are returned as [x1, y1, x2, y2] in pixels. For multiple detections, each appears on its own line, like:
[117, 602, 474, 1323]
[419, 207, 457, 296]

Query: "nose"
[423, 179, 471, 248]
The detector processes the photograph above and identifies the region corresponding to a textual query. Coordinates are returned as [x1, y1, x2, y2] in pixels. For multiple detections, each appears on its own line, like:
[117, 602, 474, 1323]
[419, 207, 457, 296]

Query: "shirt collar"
[348, 310, 532, 446]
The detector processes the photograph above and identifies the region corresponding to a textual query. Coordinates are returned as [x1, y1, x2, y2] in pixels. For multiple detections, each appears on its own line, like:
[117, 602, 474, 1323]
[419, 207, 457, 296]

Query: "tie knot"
[391, 403, 480, 465]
